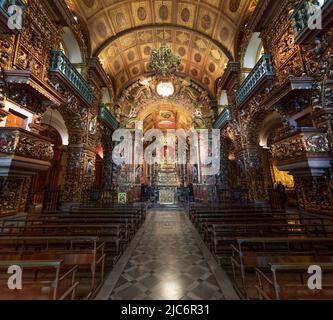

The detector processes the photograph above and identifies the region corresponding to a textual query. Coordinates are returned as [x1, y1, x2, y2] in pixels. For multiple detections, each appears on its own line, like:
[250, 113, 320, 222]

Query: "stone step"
[151, 203, 185, 211]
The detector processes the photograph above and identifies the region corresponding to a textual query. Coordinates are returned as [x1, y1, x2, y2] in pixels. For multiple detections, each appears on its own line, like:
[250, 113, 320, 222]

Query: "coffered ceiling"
[66, 0, 253, 96]
[98, 27, 229, 96]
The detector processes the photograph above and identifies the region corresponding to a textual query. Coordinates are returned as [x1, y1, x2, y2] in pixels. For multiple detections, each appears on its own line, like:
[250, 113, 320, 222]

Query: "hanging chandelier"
[148, 41, 181, 78]
[148, 1, 181, 98]
[148, 41, 181, 98]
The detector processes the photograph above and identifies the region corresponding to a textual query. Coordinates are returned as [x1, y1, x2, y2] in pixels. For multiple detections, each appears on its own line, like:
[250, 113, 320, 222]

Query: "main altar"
[157, 154, 180, 205]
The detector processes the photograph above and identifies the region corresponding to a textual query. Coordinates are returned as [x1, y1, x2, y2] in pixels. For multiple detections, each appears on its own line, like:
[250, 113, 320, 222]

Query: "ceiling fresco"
[65, 0, 253, 96]
[98, 27, 229, 96]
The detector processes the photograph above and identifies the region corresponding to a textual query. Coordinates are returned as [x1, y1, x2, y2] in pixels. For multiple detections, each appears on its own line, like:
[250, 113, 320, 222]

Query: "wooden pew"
[211, 222, 333, 253]
[1, 209, 147, 259]
[201, 218, 332, 243]
[40, 215, 142, 235]
[231, 237, 333, 299]
[189, 211, 308, 227]
[0, 224, 124, 262]
[40, 210, 145, 232]
[256, 263, 333, 300]
[0, 236, 105, 299]
[7, 217, 135, 242]
[0, 260, 79, 300]
[189, 203, 270, 212]
[189, 208, 272, 222]
[72, 205, 146, 214]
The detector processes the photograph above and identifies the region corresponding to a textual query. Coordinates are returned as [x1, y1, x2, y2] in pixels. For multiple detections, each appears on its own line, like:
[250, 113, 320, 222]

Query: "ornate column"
[240, 117, 267, 202]
[243, 145, 267, 201]
[219, 136, 230, 189]
[60, 96, 98, 206]
[101, 125, 115, 191]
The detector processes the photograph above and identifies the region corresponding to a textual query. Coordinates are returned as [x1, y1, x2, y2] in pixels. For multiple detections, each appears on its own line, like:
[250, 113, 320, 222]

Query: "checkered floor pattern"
[109, 211, 225, 300]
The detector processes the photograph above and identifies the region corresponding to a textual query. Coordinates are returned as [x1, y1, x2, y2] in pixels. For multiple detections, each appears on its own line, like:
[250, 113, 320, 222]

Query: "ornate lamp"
[148, 41, 181, 98]
[156, 81, 175, 98]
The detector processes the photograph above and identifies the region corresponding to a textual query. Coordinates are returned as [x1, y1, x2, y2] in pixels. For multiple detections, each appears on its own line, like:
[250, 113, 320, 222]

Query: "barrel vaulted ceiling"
[65, 0, 253, 96]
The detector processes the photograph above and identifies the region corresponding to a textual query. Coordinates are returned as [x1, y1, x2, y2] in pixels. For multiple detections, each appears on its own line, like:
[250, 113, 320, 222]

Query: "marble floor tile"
[97, 209, 237, 300]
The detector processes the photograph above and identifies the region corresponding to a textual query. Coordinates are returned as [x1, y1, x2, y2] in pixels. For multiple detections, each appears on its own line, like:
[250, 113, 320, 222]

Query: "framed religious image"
[118, 192, 127, 204]
[85, 159, 94, 176]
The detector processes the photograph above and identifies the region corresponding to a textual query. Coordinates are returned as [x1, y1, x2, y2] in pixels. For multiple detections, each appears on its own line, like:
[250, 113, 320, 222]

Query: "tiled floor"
[96, 210, 238, 300]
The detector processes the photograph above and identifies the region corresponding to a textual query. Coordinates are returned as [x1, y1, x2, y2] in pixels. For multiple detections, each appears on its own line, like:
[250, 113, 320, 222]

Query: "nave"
[97, 210, 236, 301]
[1, 0, 333, 302]
[2, 199, 332, 301]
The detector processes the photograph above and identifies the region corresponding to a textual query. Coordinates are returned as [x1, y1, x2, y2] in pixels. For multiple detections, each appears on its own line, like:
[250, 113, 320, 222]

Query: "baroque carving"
[272, 132, 329, 162]
[117, 76, 215, 129]
[0, 128, 54, 161]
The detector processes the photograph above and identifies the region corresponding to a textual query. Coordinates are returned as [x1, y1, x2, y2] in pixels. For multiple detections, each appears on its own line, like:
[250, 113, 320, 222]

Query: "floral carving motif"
[0, 129, 54, 161]
[271, 132, 330, 161]
[305, 134, 330, 152]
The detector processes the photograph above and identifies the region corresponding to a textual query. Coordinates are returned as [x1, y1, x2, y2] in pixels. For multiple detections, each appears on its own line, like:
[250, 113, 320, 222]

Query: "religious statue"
[85, 160, 94, 176]
[89, 116, 97, 134]
[135, 165, 143, 184]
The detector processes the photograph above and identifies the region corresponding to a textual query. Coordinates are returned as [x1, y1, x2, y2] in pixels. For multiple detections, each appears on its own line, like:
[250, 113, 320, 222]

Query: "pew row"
[231, 237, 333, 299]
[0, 236, 105, 299]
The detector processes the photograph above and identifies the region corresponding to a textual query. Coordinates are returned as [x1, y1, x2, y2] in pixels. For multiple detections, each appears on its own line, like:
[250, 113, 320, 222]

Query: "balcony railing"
[291, 0, 331, 41]
[236, 54, 274, 107]
[0, 127, 54, 161]
[100, 105, 119, 130]
[49, 50, 93, 104]
[214, 107, 231, 129]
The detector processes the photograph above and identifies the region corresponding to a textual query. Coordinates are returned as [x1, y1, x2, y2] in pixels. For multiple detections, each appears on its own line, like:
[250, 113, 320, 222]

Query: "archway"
[245, 110, 296, 207]
[61, 27, 84, 72]
[41, 108, 69, 146]
[28, 125, 64, 213]
[25, 109, 71, 213]
[257, 111, 294, 190]
[243, 33, 263, 68]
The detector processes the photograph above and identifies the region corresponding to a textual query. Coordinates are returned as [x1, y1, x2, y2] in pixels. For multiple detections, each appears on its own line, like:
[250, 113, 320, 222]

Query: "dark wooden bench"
[211, 222, 333, 250]
[40, 210, 146, 232]
[0, 224, 123, 259]
[231, 237, 333, 299]
[0, 236, 105, 299]
[70, 207, 146, 220]
[201, 218, 332, 243]
[3, 217, 135, 242]
[190, 211, 306, 227]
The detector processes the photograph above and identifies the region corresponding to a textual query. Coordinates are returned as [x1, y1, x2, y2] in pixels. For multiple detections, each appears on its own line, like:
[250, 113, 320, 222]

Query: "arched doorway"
[94, 144, 104, 190]
[257, 112, 296, 209]
[28, 125, 64, 214]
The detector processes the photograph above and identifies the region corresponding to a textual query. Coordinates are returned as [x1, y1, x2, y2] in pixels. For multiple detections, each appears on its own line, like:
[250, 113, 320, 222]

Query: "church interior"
[0, 0, 333, 301]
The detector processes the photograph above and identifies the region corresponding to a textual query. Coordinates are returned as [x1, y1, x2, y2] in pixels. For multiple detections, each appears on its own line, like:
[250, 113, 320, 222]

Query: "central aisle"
[97, 210, 238, 300]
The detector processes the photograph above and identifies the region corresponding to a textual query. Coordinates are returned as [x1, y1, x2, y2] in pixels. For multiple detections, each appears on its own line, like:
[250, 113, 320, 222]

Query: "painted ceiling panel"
[66, 0, 253, 96]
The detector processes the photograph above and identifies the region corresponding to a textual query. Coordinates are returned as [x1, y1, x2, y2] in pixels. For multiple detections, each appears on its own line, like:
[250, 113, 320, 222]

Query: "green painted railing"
[214, 107, 231, 129]
[236, 54, 274, 107]
[49, 50, 93, 104]
[100, 105, 119, 130]
[0, 0, 25, 17]
[291, 0, 331, 40]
